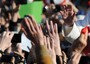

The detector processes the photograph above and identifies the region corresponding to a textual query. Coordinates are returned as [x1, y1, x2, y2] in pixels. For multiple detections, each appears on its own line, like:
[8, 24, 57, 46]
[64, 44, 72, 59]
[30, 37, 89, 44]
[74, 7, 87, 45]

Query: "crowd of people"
[0, 0, 90, 64]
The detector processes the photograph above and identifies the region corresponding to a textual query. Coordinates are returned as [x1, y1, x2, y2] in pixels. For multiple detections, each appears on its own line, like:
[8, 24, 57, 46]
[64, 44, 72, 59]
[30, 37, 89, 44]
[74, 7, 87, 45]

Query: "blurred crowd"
[0, 0, 90, 64]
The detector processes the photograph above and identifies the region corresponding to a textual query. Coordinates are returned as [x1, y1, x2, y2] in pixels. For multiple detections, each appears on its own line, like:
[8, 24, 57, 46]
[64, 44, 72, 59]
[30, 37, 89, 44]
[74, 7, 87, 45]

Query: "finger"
[50, 21, 54, 35]
[24, 18, 33, 34]
[21, 18, 30, 34]
[84, 27, 88, 40]
[50, 38, 54, 50]
[39, 25, 43, 34]
[14, 51, 20, 55]
[28, 15, 38, 31]
[46, 20, 50, 34]
[62, 51, 67, 62]
[44, 36, 47, 47]
[11, 57, 15, 64]
[21, 25, 27, 35]
[47, 37, 51, 50]
[14, 51, 24, 58]
[27, 17, 36, 33]
[54, 23, 58, 34]
[35, 23, 40, 33]
[27, 15, 39, 32]
[80, 26, 88, 40]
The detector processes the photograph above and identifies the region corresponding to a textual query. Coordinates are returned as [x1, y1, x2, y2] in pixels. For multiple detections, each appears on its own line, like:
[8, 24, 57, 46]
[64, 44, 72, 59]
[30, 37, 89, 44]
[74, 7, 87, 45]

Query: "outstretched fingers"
[24, 18, 33, 34]
[46, 20, 50, 35]
[27, 17, 36, 33]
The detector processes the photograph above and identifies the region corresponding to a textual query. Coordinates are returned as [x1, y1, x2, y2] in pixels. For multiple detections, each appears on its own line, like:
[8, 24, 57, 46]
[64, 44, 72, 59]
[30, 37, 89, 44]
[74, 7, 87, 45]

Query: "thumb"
[80, 26, 88, 40]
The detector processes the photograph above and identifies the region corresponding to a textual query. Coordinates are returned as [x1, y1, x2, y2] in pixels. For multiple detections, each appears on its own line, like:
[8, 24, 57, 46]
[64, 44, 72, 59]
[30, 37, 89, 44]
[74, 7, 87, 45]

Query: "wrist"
[55, 48, 62, 56]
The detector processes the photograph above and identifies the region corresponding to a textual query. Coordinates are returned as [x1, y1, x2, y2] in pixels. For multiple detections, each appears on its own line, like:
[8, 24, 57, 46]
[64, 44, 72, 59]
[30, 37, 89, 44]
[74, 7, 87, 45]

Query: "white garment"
[62, 23, 81, 44]
[62, 9, 90, 44]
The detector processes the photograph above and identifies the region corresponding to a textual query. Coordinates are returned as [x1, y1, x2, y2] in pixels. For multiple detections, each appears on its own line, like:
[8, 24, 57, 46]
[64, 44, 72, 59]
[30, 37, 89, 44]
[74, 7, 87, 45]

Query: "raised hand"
[46, 21, 62, 56]
[0, 31, 14, 52]
[71, 27, 88, 53]
[22, 15, 44, 45]
[60, 4, 76, 26]
[68, 27, 88, 64]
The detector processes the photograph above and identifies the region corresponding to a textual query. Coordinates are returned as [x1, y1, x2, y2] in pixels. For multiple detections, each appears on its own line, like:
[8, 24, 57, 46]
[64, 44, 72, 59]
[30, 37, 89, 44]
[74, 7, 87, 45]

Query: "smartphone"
[11, 34, 21, 44]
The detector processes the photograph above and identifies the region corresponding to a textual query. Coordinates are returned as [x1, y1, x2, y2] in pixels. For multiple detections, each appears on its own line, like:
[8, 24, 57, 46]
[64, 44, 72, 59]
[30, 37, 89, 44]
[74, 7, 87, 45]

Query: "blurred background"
[19, 0, 43, 23]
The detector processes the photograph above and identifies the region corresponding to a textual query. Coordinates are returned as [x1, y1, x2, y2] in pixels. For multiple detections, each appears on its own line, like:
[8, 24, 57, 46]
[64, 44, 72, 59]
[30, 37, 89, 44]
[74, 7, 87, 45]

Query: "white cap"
[21, 33, 32, 52]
